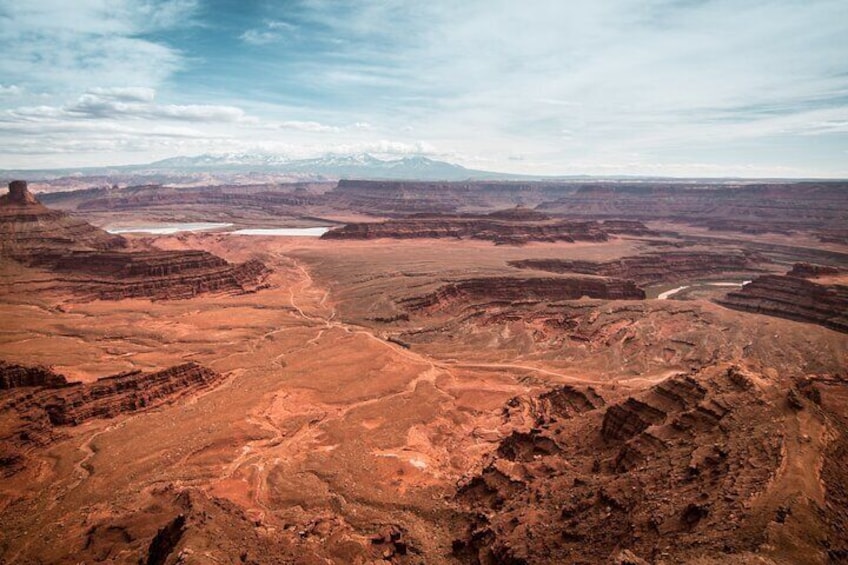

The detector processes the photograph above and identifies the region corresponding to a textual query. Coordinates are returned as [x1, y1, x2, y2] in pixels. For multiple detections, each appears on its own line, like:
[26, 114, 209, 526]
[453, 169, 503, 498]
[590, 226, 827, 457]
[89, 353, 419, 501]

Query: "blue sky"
[0, 0, 846, 177]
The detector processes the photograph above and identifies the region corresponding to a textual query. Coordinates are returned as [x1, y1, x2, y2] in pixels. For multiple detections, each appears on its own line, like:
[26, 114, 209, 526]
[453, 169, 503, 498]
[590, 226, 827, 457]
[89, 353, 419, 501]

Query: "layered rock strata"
[509, 251, 761, 285]
[717, 275, 848, 333]
[323, 210, 609, 244]
[325, 180, 583, 214]
[536, 182, 848, 231]
[38, 362, 221, 426]
[787, 262, 843, 279]
[0, 361, 67, 389]
[0, 362, 222, 475]
[400, 276, 645, 314]
[28, 250, 270, 300]
[0, 181, 270, 300]
[0, 180, 126, 255]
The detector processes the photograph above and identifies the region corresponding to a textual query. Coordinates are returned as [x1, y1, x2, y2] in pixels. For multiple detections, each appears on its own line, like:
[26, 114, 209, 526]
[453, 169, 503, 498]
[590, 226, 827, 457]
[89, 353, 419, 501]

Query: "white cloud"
[240, 19, 297, 45]
[85, 87, 157, 103]
[2, 90, 248, 123]
[0, 1, 195, 95]
[279, 120, 340, 133]
[1, 0, 846, 176]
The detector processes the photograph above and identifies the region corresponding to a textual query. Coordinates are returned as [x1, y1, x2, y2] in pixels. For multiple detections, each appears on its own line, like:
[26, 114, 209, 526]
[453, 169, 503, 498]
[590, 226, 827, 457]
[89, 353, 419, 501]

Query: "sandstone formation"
[324, 179, 578, 215]
[66, 183, 327, 213]
[599, 219, 658, 236]
[399, 276, 645, 314]
[509, 251, 762, 285]
[787, 262, 843, 279]
[536, 182, 848, 232]
[30, 250, 271, 300]
[0, 180, 126, 256]
[323, 210, 609, 244]
[0, 362, 222, 475]
[38, 362, 221, 426]
[0, 181, 270, 300]
[1, 173, 846, 563]
[451, 365, 820, 564]
[0, 360, 67, 389]
[717, 275, 848, 333]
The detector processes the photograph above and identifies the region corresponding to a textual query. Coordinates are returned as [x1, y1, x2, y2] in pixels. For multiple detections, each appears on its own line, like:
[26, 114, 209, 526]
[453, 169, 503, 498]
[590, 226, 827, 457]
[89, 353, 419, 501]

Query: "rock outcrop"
[323, 210, 609, 244]
[717, 275, 848, 333]
[29, 250, 270, 300]
[70, 183, 326, 212]
[40, 363, 221, 426]
[452, 366, 786, 564]
[0, 361, 67, 389]
[537, 181, 848, 232]
[0, 362, 223, 475]
[0, 180, 126, 255]
[509, 251, 762, 285]
[324, 180, 584, 215]
[0, 181, 271, 300]
[787, 262, 843, 279]
[400, 276, 645, 314]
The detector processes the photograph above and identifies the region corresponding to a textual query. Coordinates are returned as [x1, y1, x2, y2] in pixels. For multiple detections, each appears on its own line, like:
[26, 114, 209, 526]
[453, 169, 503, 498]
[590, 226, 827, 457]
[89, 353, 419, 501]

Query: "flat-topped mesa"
[536, 182, 848, 232]
[0, 181, 270, 300]
[322, 211, 610, 244]
[787, 262, 843, 279]
[0, 180, 127, 255]
[21, 248, 270, 300]
[509, 251, 762, 286]
[486, 205, 550, 221]
[400, 275, 645, 314]
[0, 180, 39, 206]
[717, 275, 848, 333]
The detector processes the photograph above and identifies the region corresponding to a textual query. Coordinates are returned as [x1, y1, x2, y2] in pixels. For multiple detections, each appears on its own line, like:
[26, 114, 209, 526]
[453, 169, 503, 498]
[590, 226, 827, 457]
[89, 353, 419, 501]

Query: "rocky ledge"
[29, 250, 271, 300]
[0, 362, 223, 475]
[509, 251, 762, 286]
[536, 182, 848, 232]
[717, 275, 848, 333]
[1, 181, 270, 300]
[787, 262, 843, 279]
[0, 360, 68, 389]
[0, 180, 126, 254]
[322, 209, 610, 244]
[400, 276, 645, 314]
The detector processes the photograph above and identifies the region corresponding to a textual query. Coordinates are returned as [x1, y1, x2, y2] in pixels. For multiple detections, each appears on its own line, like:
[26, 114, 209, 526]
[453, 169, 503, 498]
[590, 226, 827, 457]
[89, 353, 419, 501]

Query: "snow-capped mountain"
[143, 153, 480, 180]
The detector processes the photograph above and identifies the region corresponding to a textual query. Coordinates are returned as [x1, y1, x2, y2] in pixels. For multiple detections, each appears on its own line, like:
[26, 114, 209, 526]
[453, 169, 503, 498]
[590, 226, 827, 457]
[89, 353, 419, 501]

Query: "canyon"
[0, 178, 846, 564]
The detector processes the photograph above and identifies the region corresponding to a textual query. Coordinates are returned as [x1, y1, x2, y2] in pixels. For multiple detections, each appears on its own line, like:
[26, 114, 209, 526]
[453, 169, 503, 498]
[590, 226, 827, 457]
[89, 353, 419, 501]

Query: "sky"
[0, 0, 847, 177]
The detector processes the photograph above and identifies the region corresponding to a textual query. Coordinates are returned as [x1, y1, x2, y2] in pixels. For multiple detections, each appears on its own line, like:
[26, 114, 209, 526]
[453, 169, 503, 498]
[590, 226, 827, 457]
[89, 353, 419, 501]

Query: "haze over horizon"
[1, 0, 846, 178]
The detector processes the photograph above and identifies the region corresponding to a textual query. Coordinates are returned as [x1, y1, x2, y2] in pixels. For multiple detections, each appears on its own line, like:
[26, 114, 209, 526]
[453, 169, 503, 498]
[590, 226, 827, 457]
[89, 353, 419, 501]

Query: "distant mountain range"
[1, 153, 542, 182]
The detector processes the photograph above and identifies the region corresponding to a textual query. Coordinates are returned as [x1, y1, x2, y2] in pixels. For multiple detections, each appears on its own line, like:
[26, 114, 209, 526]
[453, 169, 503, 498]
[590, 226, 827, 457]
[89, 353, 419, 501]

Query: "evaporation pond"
[106, 222, 233, 234]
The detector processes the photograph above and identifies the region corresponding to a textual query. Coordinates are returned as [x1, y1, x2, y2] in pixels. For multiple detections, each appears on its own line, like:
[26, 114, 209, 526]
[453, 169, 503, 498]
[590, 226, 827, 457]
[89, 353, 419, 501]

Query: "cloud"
[328, 140, 437, 157]
[0, 1, 197, 95]
[0, 85, 22, 96]
[240, 20, 297, 45]
[84, 87, 156, 103]
[1, 0, 847, 176]
[279, 120, 340, 133]
[2, 89, 248, 123]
